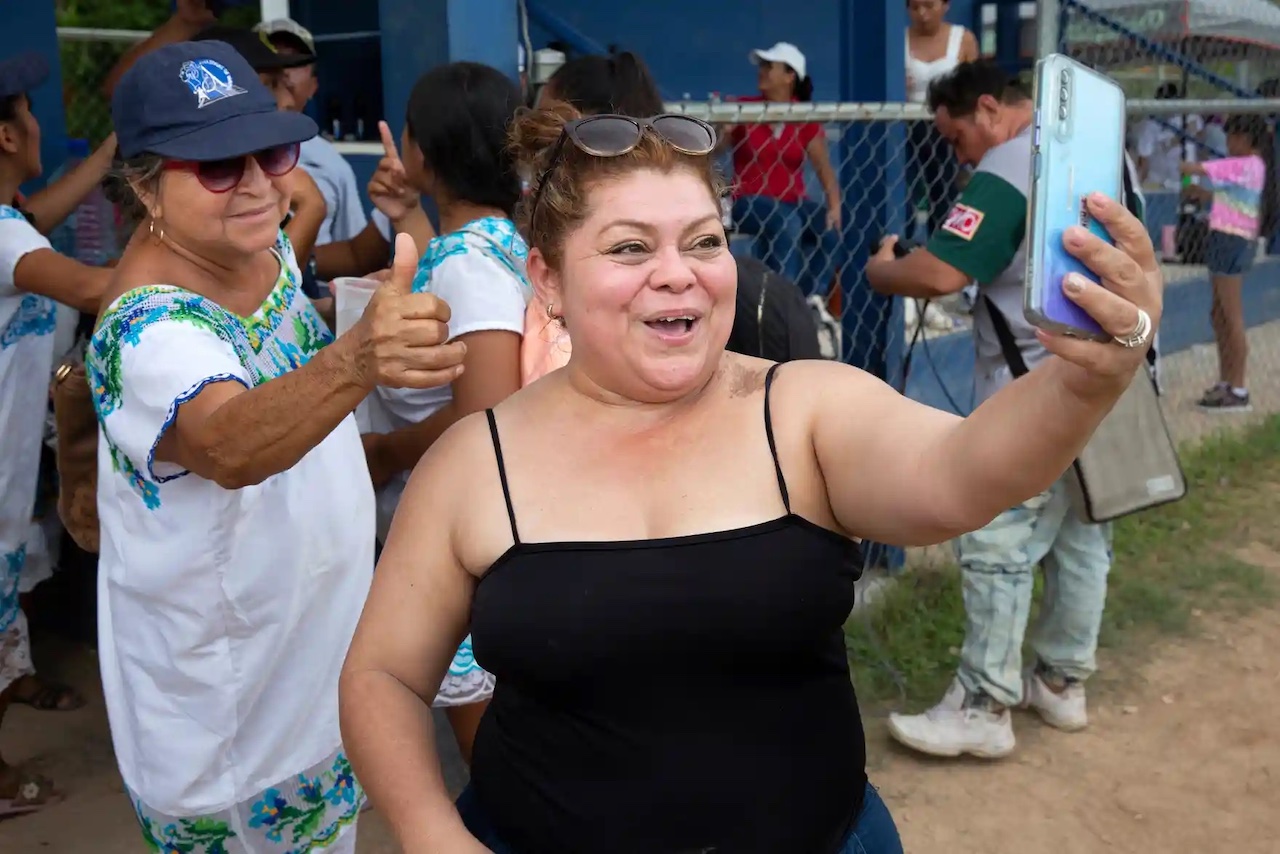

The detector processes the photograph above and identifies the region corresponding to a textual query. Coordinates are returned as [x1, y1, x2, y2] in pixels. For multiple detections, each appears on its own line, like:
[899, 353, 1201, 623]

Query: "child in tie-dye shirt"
[1181, 115, 1274, 412]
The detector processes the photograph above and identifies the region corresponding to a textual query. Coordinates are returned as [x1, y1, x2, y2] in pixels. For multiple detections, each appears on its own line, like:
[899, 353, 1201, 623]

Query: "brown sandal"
[10, 675, 86, 712]
[0, 770, 62, 819]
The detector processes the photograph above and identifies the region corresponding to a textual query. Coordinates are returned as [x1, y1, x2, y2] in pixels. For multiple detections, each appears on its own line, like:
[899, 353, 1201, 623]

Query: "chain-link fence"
[664, 101, 971, 402]
[58, 28, 145, 146]
[1055, 0, 1280, 416]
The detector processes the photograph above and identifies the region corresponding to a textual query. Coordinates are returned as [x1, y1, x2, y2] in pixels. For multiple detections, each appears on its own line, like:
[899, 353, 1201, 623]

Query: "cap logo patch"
[179, 59, 246, 109]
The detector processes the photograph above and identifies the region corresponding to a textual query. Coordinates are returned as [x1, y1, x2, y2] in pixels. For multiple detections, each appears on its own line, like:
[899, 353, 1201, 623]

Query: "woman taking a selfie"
[340, 104, 1163, 853]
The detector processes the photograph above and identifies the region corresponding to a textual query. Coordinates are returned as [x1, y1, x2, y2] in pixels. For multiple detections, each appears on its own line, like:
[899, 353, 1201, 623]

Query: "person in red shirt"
[727, 42, 843, 296]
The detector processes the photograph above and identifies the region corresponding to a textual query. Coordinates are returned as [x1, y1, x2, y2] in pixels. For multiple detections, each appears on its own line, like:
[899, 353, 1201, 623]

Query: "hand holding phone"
[1023, 54, 1126, 342]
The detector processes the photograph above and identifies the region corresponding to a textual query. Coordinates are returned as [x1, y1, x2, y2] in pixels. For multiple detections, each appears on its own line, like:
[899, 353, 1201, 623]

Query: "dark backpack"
[728, 256, 823, 361]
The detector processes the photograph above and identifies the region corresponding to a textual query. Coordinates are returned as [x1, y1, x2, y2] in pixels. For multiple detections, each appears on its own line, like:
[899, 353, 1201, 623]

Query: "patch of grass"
[846, 414, 1280, 711]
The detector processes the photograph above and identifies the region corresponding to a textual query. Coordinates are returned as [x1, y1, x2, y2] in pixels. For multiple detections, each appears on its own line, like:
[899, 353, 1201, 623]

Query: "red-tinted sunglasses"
[164, 143, 300, 193]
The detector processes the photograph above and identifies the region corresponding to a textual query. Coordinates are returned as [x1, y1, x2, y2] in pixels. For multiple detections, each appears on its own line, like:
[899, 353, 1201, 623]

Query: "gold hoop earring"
[148, 218, 165, 244]
[545, 301, 566, 329]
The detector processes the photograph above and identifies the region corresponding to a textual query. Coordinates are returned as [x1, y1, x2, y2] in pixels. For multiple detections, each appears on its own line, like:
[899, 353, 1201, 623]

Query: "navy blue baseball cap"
[0, 51, 50, 100]
[112, 40, 317, 161]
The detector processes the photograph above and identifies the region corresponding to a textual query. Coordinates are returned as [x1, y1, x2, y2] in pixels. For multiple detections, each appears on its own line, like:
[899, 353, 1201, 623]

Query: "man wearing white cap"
[255, 18, 369, 250]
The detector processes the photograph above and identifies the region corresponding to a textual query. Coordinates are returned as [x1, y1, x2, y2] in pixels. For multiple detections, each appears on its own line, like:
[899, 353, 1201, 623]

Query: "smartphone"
[1024, 54, 1126, 341]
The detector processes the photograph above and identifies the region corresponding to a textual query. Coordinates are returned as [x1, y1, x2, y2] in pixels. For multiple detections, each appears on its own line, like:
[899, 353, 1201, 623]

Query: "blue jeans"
[733, 194, 842, 297]
[455, 779, 903, 854]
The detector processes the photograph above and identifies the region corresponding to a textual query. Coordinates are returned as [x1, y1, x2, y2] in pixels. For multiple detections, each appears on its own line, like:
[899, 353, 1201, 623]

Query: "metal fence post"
[1037, 0, 1062, 60]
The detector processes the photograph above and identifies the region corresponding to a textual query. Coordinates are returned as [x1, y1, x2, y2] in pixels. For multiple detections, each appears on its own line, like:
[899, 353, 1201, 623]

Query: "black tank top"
[470, 364, 867, 854]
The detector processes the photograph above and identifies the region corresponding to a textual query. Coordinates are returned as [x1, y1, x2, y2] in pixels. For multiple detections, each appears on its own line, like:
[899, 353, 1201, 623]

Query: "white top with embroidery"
[374, 216, 529, 525]
[88, 231, 375, 818]
[0, 205, 57, 634]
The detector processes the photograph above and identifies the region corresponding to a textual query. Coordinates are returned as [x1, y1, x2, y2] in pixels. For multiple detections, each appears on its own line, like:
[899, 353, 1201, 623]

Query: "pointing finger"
[378, 121, 402, 167]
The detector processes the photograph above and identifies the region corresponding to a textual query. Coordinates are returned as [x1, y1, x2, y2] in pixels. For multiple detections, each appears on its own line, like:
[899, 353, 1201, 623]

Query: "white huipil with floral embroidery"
[88, 232, 369, 853]
[0, 205, 56, 697]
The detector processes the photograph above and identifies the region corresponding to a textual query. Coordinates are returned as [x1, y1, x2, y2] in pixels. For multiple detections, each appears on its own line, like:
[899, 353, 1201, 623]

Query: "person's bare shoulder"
[399, 409, 505, 564]
[750, 357, 891, 425]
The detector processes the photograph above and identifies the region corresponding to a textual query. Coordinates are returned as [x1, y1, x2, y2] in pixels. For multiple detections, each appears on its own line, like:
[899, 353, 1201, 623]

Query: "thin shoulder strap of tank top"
[762, 363, 792, 513]
[484, 409, 521, 544]
[945, 24, 964, 60]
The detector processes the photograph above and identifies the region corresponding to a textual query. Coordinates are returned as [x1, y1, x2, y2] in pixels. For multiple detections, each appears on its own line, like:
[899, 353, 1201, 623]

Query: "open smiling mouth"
[644, 315, 698, 334]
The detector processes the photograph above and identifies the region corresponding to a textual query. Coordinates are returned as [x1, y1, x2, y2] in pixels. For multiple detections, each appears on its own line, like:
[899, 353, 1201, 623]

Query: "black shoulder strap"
[982, 295, 1030, 378]
[1121, 155, 1140, 220]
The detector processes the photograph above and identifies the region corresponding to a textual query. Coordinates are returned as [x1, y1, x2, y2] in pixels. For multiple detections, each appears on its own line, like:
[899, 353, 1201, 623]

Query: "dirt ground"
[869, 548, 1280, 854]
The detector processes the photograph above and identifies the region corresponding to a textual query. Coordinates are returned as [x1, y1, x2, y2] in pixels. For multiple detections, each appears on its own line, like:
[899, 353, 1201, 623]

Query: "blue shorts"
[1206, 231, 1257, 276]
[455, 779, 904, 854]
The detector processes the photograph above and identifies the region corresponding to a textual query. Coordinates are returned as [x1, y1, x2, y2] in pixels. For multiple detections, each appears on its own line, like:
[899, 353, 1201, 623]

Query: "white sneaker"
[1022, 669, 1088, 732]
[887, 687, 1016, 759]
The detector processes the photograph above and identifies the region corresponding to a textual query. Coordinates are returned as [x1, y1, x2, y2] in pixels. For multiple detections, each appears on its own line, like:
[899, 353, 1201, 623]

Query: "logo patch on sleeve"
[941, 204, 985, 241]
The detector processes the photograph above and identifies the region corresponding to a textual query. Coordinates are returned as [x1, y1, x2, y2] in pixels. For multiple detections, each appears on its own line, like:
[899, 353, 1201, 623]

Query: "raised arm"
[805, 131, 842, 230]
[810, 192, 1161, 546]
[340, 420, 492, 853]
[370, 121, 436, 253]
[101, 2, 215, 100]
[154, 234, 464, 489]
[22, 134, 117, 235]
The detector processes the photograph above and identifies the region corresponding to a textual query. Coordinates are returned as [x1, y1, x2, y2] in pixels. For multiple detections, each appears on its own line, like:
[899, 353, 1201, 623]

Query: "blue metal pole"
[378, 0, 518, 143]
[840, 0, 908, 572]
[3, 3, 67, 195]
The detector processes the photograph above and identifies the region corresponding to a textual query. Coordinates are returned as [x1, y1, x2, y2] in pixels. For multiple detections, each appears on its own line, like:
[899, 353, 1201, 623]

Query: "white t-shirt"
[88, 231, 372, 843]
[375, 216, 530, 527]
[300, 135, 369, 246]
[1136, 114, 1204, 190]
[371, 207, 392, 243]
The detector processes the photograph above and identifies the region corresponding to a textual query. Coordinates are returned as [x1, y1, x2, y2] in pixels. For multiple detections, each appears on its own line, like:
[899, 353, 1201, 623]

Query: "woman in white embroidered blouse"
[88, 41, 463, 853]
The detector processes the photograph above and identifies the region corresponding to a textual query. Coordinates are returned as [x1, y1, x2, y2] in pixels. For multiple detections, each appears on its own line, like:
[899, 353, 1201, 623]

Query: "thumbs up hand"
[352, 233, 466, 390]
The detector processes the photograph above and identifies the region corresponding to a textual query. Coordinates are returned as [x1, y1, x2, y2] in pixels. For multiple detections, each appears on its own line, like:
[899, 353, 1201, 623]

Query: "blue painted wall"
[527, 0, 845, 101]
[290, 0, 384, 141]
[3, 3, 68, 195]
